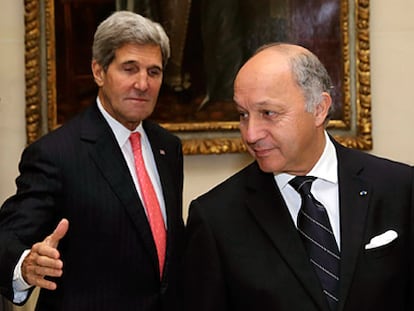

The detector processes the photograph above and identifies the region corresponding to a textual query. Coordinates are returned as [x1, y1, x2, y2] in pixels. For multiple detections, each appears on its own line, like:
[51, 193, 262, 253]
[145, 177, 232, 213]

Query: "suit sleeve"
[183, 200, 229, 311]
[0, 141, 62, 302]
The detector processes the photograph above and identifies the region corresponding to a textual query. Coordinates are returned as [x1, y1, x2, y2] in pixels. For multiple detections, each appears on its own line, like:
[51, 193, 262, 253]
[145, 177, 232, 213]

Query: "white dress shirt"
[274, 131, 341, 248]
[96, 98, 167, 225]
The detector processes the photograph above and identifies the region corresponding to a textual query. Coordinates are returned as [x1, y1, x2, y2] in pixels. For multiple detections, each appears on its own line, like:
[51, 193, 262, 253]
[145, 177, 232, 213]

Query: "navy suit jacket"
[0, 104, 184, 311]
[184, 138, 414, 311]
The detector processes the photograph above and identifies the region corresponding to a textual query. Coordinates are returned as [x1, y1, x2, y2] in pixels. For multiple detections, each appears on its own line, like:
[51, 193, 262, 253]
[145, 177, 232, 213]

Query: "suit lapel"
[334, 142, 370, 311]
[245, 163, 330, 311]
[79, 105, 160, 273]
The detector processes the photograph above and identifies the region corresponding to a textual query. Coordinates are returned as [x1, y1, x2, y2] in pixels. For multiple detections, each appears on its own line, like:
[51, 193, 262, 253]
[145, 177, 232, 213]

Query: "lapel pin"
[159, 149, 166, 155]
[359, 190, 368, 196]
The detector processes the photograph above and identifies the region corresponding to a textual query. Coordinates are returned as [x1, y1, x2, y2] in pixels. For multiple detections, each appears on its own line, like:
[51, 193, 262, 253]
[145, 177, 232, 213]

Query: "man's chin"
[127, 112, 152, 123]
[256, 160, 278, 174]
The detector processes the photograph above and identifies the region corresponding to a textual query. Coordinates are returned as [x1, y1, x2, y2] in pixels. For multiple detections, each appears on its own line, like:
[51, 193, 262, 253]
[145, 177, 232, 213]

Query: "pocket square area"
[365, 230, 398, 250]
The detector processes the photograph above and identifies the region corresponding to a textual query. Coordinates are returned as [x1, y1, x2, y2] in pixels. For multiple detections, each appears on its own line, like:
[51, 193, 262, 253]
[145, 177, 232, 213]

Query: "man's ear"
[314, 92, 332, 127]
[91, 60, 104, 87]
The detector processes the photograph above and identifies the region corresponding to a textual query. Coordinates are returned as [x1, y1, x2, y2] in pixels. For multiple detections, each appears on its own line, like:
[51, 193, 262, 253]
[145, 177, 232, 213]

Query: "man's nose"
[243, 118, 265, 144]
[134, 72, 149, 91]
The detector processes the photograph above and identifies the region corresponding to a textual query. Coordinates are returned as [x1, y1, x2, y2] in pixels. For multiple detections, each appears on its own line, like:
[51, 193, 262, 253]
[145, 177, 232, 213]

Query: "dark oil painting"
[54, 0, 343, 127]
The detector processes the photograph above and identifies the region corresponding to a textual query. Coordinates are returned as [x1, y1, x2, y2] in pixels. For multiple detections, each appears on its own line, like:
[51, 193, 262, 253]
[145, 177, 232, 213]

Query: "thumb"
[46, 218, 69, 249]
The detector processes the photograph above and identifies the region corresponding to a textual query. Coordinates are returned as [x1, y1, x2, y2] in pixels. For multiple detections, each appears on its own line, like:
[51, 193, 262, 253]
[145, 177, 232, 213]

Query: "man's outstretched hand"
[21, 218, 69, 290]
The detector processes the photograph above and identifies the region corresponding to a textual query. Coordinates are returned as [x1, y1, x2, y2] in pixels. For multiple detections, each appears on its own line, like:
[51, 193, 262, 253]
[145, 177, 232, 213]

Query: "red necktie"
[130, 132, 166, 278]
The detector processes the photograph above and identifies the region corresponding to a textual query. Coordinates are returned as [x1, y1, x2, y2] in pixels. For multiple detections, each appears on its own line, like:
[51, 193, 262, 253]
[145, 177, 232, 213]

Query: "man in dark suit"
[0, 11, 184, 310]
[183, 43, 414, 310]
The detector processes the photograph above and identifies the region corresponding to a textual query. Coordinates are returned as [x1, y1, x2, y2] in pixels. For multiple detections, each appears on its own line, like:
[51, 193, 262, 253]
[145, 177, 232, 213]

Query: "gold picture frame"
[24, 0, 371, 154]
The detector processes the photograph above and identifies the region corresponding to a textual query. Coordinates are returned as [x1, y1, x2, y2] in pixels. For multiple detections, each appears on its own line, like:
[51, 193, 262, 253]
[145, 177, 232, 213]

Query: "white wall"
[0, 0, 26, 204]
[183, 153, 252, 218]
[1, 1, 414, 309]
[369, 1, 414, 164]
[0, 4, 29, 311]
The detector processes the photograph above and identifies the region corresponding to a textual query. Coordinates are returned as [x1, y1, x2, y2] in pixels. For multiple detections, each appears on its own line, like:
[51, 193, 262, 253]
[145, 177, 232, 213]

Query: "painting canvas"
[24, 0, 371, 154]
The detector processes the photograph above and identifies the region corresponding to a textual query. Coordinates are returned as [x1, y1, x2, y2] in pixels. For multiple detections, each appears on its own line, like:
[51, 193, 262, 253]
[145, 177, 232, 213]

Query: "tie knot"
[129, 132, 142, 152]
[289, 176, 316, 196]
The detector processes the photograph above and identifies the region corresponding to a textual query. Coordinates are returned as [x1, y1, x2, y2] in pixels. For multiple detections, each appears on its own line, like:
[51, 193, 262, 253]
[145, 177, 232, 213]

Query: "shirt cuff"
[12, 249, 32, 303]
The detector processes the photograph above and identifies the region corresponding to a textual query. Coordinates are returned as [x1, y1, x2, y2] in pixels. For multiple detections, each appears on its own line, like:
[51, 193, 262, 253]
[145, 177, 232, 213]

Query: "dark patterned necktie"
[289, 176, 340, 310]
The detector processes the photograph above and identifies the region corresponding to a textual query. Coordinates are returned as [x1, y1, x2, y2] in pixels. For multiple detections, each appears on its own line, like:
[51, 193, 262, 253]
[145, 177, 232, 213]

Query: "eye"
[148, 67, 162, 77]
[123, 64, 137, 73]
[238, 111, 248, 120]
[262, 110, 277, 117]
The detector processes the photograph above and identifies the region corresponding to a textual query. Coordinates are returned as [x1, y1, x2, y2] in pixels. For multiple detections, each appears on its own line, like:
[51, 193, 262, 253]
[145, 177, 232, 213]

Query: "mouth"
[250, 146, 273, 158]
[125, 97, 149, 103]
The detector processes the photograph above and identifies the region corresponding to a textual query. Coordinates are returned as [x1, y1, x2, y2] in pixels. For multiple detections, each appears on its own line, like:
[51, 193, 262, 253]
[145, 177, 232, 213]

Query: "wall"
[369, 1, 414, 163]
[0, 4, 30, 311]
[0, 1, 26, 204]
[0, 1, 414, 310]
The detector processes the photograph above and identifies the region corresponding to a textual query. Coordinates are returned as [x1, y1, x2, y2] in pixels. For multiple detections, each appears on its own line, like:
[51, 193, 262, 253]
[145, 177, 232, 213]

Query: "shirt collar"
[96, 97, 144, 148]
[275, 131, 338, 189]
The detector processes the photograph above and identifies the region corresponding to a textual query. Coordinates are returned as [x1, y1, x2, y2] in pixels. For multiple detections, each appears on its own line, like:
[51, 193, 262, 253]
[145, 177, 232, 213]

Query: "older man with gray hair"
[0, 11, 184, 311]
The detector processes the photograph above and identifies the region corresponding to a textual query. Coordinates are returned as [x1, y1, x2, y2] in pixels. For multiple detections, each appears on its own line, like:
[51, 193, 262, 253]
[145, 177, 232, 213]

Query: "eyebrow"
[122, 60, 163, 70]
[256, 101, 272, 107]
[237, 100, 274, 107]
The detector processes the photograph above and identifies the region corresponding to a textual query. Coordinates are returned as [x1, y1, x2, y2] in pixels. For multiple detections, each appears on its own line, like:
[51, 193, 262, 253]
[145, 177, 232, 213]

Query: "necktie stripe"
[310, 259, 340, 280]
[289, 176, 340, 310]
[297, 228, 341, 260]
[296, 179, 314, 189]
[324, 290, 339, 302]
[300, 210, 335, 235]
[298, 211, 339, 255]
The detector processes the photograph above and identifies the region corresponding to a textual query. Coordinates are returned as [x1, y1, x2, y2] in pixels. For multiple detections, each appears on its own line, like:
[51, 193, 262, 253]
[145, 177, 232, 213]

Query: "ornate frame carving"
[24, 0, 371, 154]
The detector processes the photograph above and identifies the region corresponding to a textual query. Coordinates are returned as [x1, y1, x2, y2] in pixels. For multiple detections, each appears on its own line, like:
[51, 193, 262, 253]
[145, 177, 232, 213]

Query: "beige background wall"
[1, 0, 414, 309]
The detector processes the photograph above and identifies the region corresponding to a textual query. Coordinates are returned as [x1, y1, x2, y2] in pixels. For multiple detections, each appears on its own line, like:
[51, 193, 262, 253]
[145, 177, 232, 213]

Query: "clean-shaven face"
[233, 48, 328, 175]
[92, 43, 163, 130]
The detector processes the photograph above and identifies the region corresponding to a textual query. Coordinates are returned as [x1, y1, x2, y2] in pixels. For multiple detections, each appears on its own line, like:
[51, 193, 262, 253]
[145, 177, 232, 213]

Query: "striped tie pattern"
[130, 132, 166, 278]
[289, 176, 340, 310]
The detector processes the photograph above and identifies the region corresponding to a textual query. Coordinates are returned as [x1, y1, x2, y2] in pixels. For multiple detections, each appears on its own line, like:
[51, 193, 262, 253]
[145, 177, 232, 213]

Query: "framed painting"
[24, 0, 371, 154]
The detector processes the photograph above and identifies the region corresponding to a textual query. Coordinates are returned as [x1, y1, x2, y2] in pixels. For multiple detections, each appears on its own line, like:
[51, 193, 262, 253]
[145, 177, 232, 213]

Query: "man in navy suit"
[0, 11, 184, 310]
[183, 43, 414, 310]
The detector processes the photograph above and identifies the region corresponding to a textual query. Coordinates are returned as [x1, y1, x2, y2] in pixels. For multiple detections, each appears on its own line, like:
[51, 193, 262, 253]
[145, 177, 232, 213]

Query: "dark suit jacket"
[0, 104, 185, 311]
[184, 139, 414, 311]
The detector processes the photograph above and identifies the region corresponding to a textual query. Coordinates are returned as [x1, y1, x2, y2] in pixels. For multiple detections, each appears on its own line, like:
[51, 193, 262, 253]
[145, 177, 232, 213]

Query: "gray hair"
[92, 11, 170, 71]
[290, 51, 333, 116]
[256, 43, 334, 120]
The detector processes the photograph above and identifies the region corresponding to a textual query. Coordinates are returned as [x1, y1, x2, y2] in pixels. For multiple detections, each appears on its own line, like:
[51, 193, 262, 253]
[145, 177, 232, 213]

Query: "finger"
[24, 262, 63, 280]
[36, 278, 58, 291]
[24, 271, 59, 291]
[36, 252, 64, 270]
[46, 218, 69, 248]
[31, 241, 60, 260]
[31, 264, 63, 279]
